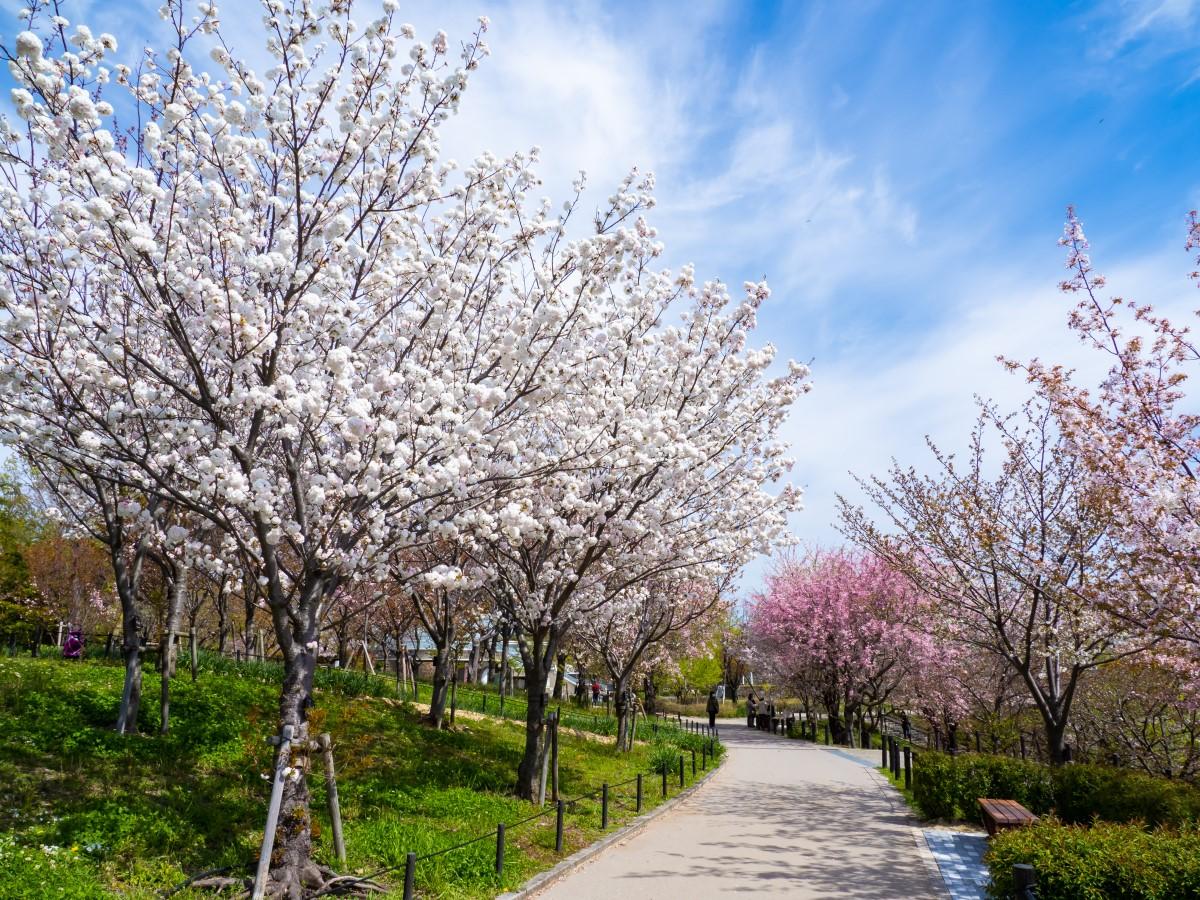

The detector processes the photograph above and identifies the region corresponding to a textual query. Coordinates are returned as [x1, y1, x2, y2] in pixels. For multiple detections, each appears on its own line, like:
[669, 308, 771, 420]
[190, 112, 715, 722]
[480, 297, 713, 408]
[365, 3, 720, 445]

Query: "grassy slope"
[0, 655, 720, 899]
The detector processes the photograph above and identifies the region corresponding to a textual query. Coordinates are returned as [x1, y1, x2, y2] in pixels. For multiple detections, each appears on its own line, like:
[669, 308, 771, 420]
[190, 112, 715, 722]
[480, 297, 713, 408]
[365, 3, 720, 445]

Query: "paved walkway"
[536, 719, 948, 899]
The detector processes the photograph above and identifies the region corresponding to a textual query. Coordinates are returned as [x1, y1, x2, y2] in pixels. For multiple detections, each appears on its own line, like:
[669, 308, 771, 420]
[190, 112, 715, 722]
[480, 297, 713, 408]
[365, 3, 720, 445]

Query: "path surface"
[536, 718, 947, 899]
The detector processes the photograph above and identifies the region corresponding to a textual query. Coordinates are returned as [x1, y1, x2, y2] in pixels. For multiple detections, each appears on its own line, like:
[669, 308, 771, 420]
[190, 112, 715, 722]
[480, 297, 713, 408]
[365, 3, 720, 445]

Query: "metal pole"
[903, 746, 912, 790]
[691, 749, 696, 776]
[601, 783, 609, 830]
[555, 800, 565, 853]
[251, 724, 294, 900]
[495, 823, 505, 875]
[403, 852, 416, 900]
[661, 767, 667, 798]
[636, 774, 643, 813]
[678, 755, 684, 788]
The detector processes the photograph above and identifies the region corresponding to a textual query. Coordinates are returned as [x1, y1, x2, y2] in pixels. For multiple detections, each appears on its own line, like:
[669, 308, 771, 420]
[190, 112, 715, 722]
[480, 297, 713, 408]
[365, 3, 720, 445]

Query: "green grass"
[0, 655, 722, 898]
[877, 764, 918, 810]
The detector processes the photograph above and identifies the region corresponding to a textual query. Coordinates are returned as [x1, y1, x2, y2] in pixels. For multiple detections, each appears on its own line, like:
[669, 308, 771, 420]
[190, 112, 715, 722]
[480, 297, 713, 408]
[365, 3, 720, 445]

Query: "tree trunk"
[216, 582, 229, 654]
[643, 672, 657, 715]
[117, 642, 143, 734]
[824, 690, 848, 744]
[552, 651, 568, 699]
[160, 563, 186, 735]
[515, 634, 555, 800]
[613, 678, 632, 750]
[268, 645, 322, 897]
[426, 638, 455, 728]
[112, 541, 146, 735]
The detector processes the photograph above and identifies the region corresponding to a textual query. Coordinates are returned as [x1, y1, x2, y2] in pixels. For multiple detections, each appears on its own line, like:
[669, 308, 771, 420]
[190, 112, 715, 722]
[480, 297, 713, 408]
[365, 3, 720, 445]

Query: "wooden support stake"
[318, 733, 346, 864]
[252, 724, 294, 900]
[538, 713, 552, 807]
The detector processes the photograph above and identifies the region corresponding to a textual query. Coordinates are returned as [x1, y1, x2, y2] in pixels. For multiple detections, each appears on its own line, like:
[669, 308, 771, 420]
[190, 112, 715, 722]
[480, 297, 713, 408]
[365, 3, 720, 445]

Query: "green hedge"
[912, 752, 1054, 821]
[911, 752, 1200, 828]
[986, 819, 1200, 899]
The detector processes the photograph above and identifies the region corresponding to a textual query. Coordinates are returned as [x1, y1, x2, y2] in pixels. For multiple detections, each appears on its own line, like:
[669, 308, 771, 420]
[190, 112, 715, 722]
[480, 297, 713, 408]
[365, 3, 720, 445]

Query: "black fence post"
[661, 767, 667, 798]
[903, 746, 912, 790]
[678, 754, 685, 788]
[601, 783, 609, 830]
[495, 823, 505, 876]
[702, 744, 707, 770]
[691, 749, 696, 776]
[823, 722, 830, 745]
[556, 800, 565, 853]
[403, 852, 416, 900]
[636, 774, 643, 813]
[881, 738, 888, 768]
[1013, 863, 1036, 899]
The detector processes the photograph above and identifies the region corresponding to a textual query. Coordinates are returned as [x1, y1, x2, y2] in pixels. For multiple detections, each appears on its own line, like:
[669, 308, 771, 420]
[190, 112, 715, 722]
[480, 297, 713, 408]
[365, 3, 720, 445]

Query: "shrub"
[986, 818, 1200, 899]
[1054, 764, 1200, 829]
[912, 749, 958, 820]
[911, 752, 1200, 828]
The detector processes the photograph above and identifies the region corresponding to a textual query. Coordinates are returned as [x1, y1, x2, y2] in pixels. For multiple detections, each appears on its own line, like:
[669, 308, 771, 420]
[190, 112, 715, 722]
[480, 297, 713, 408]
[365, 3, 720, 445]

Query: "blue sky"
[4, 0, 1200, 587]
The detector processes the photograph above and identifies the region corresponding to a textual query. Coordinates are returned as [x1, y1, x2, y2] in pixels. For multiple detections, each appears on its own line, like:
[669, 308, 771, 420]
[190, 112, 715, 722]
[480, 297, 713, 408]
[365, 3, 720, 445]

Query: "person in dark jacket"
[706, 691, 720, 728]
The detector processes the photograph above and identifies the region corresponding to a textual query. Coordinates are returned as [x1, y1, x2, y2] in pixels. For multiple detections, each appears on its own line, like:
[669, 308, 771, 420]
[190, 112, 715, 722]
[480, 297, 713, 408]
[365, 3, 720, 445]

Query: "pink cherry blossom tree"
[749, 548, 937, 744]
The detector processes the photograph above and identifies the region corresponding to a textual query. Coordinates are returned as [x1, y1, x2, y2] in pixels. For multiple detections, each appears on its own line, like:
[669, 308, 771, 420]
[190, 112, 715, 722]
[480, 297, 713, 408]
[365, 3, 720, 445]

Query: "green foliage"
[911, 751, 1200, 828]
[1054, 763, 1200, 828]
[0, 473, 43, 636]
[0, 655, 722, 898]
[986, 819, 1200, 899]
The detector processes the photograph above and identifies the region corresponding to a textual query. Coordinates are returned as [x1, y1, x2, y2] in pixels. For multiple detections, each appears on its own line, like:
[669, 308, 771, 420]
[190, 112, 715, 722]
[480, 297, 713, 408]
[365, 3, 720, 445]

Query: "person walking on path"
[706, 691, 720, 728]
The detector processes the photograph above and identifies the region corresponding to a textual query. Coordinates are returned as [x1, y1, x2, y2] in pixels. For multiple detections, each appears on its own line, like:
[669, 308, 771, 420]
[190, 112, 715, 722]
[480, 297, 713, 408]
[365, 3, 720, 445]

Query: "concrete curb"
[496, 761, 725, 900]
[862, 763, 951, 900]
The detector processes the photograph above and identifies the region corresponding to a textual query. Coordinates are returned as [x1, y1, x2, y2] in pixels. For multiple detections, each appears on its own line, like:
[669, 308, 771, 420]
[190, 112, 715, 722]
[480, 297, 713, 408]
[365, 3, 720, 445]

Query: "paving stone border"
[923, 829, 990, 900]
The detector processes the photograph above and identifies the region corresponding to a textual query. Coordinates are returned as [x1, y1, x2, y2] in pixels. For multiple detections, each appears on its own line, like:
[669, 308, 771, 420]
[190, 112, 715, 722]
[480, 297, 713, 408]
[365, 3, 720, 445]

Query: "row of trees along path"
[0, 3, 806, 895]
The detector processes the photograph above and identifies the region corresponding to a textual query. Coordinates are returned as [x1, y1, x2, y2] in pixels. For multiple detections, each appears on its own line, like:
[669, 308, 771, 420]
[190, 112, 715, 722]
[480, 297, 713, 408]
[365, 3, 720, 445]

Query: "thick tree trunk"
[426, 639, 455, 728]
[516, 635, 555, 800]
[160, 563, 186, 735]
[117, 643, 143, 734]
[268, 645, 322, 897]
[643, 672, 657, 715]
[112, 543, 145, 735]
[552, 651, 568, 699]
[613, 678, 632, 750]
[824, 691, 848, 744]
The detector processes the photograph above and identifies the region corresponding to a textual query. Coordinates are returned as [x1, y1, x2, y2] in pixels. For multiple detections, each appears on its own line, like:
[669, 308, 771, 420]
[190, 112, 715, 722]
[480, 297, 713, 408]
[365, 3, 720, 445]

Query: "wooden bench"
[978, 798, 1038, 836]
